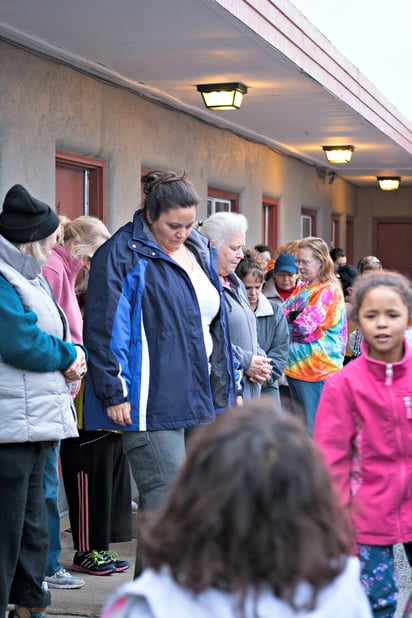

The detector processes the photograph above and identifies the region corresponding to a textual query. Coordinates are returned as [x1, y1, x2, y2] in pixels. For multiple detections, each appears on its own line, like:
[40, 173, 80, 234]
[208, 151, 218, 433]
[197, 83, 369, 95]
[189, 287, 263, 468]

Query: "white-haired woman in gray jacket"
[198, 212, 271, 400]
[0, 184, 86, 618]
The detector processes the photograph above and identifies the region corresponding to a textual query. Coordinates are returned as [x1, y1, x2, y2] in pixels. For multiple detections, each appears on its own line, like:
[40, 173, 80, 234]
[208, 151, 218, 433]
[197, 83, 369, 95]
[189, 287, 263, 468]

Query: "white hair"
[198, 212, 248, 248]
[17, 240, 48, 264]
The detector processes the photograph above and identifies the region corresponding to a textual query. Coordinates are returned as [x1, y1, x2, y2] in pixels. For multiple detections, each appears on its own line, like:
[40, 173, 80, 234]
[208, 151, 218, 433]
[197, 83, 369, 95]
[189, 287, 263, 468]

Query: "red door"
[56, 165, 84, 219]
[373, 218, 412, 278]
[55, 151, 106, 221]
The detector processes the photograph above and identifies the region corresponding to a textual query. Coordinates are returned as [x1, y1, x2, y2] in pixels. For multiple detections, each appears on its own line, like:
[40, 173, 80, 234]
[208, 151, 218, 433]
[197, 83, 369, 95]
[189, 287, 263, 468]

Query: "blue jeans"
[44, 442, 62, 576]
[287, 377, 325, 436]
[122, 429, 186, 577]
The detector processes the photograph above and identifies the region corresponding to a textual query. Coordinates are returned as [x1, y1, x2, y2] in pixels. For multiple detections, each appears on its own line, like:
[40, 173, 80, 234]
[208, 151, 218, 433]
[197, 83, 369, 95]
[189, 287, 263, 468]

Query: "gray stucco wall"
[0, 38, 397, 255]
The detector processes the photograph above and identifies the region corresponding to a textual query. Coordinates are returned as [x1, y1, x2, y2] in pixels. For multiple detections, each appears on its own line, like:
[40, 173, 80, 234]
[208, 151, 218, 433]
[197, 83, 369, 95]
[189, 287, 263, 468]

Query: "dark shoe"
[9, 610, 47, 618]
[101, 550, 130, 572]
[72, 550, 116, 575]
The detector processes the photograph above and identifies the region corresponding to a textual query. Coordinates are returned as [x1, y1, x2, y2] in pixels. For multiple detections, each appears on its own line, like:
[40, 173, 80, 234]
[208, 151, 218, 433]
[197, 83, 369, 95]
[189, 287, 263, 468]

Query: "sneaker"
[45, 568, 85, 589]
[9, 610, 47, 618]
[101, 550, 130, 572]
[72, 550, 116, 575]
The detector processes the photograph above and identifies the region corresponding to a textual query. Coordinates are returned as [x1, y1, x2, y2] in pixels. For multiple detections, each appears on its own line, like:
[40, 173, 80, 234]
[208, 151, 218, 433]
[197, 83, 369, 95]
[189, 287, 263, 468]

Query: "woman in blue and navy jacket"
[83, 170, 241, 576]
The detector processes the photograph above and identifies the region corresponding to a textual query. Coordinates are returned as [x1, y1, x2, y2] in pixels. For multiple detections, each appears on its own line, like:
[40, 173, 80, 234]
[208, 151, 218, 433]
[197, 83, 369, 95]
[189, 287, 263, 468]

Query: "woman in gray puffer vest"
[0, 184, 87, 618]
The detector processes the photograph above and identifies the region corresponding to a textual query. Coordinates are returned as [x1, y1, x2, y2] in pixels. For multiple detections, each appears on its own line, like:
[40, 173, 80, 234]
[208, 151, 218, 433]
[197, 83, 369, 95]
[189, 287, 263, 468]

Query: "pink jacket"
[43, 245, 84, 344]
[314, 339, 412, 546]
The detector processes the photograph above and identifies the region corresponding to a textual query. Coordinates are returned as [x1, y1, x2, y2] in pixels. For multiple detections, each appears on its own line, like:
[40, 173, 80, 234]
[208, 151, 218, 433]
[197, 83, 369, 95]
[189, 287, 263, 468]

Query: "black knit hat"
[0, 184, 60, 243]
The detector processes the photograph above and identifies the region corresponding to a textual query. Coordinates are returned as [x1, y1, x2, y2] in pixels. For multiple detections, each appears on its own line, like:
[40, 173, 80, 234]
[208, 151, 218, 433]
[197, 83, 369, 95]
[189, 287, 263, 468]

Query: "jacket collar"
[360, 338, 412, 383]
[255, 292, 274, 317]
[0, 234, 41, 279]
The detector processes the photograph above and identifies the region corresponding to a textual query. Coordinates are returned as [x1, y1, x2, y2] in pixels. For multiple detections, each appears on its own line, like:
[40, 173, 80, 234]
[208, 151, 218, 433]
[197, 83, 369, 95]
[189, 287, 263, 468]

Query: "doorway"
[56, 151, 106, 221]
[373, 218, 412, 278]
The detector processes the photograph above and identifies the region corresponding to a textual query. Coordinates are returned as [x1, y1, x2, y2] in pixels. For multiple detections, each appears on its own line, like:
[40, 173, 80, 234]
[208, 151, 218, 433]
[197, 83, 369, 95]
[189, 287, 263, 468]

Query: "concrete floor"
[8, 515, 137, 618]
[5, 516, 412, 617]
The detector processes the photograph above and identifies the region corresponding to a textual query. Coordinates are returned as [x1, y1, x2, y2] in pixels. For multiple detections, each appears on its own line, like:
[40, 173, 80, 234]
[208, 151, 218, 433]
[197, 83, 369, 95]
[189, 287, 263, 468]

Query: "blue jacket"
[83, 210, 240, 432]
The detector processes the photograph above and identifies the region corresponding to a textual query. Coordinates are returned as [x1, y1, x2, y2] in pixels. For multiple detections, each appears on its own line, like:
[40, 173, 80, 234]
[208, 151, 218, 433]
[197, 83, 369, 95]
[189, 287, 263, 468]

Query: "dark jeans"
[287, 376, 325, 436]
[0, 442, 51, 614]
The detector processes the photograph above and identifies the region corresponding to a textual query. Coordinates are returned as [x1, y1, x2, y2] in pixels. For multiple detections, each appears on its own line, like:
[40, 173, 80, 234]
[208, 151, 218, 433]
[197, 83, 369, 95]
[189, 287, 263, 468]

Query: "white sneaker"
[45, 568, 85, 589]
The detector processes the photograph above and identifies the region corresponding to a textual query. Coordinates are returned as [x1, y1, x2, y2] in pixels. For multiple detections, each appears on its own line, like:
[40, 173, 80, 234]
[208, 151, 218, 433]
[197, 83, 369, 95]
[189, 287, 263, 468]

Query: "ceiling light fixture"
[322, 145, 354, 164]
[196, 82, 248, 110]
[377, 176, 401, 191]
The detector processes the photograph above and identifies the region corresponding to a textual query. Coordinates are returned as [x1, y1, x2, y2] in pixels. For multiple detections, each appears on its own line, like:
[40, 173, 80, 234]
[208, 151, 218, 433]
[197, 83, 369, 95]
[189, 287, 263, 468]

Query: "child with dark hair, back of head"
[103, 399, 371, 618]
[315, 270, 412, 617]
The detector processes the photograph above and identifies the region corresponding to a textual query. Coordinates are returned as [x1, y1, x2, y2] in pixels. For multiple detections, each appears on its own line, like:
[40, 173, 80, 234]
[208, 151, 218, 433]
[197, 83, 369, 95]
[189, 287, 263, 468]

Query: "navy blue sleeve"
[83, 233, 133, 407]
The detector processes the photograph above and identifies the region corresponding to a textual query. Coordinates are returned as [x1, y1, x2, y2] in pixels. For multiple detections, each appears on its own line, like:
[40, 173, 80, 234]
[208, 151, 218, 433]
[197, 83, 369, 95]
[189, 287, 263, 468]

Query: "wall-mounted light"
[196, 82, 248, 110]
[377, 176, 401, 191]
[322, 145, 354, 164]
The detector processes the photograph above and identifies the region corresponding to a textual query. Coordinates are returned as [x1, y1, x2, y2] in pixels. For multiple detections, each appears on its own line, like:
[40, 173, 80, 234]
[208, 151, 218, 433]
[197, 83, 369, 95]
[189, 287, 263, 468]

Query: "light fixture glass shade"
[377, 176, 401, 191]
[322, 145, 354, 164]
[197, 82, 247, 110]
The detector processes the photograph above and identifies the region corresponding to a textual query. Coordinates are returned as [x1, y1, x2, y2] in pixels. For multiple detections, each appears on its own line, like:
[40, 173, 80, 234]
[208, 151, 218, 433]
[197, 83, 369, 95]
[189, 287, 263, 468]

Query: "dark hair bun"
[142, 171, 184, 195]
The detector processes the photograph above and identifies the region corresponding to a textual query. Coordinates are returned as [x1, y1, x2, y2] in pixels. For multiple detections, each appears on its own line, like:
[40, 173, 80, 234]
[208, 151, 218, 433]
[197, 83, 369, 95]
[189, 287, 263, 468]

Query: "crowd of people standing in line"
[1, 173, 411, 618]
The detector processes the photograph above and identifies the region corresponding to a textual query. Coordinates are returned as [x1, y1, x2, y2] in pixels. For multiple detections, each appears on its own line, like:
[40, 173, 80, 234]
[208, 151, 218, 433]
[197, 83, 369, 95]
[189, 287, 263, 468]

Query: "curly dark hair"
[235, 250, 264, 282]
[140, 399, 352, 613]
[337, 263, 359, 297]
[351, 269, 412, 324]
[141, 170, 199, 222]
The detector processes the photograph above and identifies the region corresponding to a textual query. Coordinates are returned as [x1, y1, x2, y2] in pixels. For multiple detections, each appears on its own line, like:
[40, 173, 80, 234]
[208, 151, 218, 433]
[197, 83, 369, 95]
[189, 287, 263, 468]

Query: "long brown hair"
[140, 400, 352, 613]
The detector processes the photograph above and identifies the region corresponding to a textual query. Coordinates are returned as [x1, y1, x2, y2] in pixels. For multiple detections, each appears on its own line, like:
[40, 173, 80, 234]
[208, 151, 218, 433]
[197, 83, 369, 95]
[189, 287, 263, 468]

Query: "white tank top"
[188, 252, 220, 363]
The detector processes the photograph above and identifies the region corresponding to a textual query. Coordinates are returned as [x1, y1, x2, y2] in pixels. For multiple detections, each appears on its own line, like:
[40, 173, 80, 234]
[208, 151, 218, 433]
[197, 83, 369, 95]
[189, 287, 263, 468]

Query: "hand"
[289, 310, 302, 322]
[245, 355, 272, 384]
[107, 401, 132, 427]
[63, 346, 87, 382]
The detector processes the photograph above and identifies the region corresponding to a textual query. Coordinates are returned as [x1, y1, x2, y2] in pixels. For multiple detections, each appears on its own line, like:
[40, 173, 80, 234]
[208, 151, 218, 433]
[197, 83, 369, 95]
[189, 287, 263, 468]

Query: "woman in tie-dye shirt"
[283, 237, 347, 435]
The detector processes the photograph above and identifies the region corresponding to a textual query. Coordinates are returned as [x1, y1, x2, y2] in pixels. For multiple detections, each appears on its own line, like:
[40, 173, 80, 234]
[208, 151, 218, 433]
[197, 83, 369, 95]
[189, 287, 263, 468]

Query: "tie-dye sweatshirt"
[283, 279, 347, 382]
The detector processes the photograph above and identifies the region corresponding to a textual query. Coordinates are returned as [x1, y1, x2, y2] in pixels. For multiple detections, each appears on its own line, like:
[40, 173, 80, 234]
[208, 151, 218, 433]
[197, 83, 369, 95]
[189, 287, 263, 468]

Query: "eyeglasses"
[296, 259, 317, 267]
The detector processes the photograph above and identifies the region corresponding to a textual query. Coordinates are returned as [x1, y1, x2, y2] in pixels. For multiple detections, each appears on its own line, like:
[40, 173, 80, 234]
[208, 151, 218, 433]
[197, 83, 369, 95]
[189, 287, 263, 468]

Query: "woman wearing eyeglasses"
[283, 237, 347, 435]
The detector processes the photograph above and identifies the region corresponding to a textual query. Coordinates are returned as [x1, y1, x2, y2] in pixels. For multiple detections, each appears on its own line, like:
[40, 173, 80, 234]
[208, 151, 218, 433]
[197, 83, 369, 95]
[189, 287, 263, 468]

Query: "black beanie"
[0, 184, 60, 243]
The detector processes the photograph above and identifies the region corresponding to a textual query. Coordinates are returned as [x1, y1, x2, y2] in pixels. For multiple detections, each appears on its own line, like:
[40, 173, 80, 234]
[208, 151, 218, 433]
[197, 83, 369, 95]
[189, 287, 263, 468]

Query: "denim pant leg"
[44, 442, 62, 576]
[122, 429, 185, 511]
[358, 544, 398, 618]
[122, 429, 185, 577]
[287, 377, 325, 436]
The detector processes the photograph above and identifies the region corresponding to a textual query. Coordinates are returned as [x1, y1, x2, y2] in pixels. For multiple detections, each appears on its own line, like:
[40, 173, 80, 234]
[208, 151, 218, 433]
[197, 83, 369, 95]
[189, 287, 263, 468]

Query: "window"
[207, 188, 239, 217]
[262, 198, 278, 251]
[331, 214, 340, 248]
[207, 197, 231, 217]
[301, 208, 317, 238]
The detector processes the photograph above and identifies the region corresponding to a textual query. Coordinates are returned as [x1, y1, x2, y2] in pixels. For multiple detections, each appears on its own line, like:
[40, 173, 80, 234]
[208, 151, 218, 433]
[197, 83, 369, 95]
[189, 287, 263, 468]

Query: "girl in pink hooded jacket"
[315, 270, 412, 618]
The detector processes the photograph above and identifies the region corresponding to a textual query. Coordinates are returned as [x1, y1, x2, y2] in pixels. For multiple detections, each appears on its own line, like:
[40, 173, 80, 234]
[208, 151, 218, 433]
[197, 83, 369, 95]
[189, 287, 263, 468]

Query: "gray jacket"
[262, 277, 284, 304]
[255, 294, 289, 400]
[223, 274, 265, 401]
[0, 237, 78, 443]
